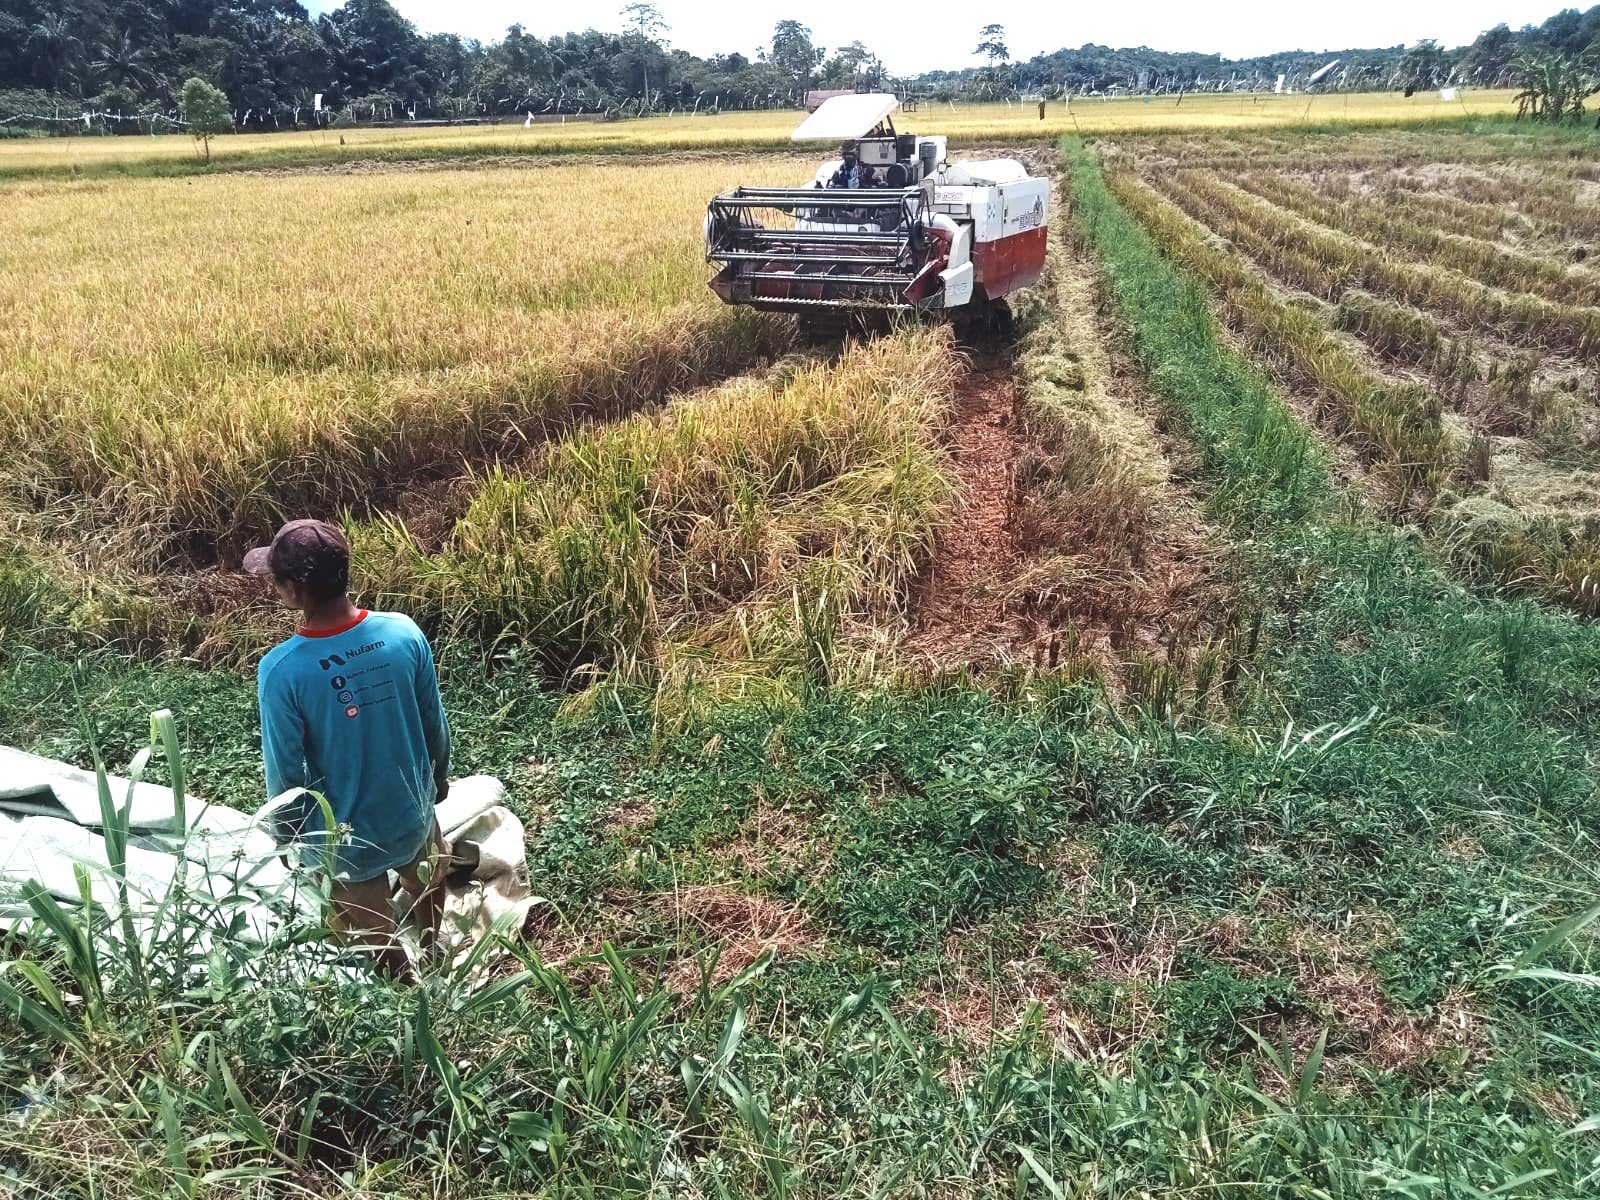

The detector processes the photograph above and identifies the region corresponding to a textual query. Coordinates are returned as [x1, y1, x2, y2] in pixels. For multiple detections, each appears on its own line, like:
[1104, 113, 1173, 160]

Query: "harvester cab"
[705, 93, 1048, 335]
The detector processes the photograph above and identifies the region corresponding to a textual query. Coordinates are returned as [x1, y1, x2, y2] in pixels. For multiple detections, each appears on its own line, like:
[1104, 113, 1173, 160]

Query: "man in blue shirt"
[246, 519, 451, 980]
[829, 148, 862, 188]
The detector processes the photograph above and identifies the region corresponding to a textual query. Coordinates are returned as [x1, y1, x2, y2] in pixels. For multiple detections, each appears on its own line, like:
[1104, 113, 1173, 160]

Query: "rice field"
[1100, 127, 1600, 611]
[0, 90, 1517, 178]
[353, 329, 959, 717]
[0, 139, 1192, 693]
[0, 150, 996, 692]
[0, 157, 816, 556]
[8, 120, 1600, 1199]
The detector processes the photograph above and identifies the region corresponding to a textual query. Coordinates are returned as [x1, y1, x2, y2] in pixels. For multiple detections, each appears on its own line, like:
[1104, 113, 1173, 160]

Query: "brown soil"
[905, 359, 1028, 663]
[520, 877, 820, 997]
[1300, 969, 1482, 1072]
[520, 885, 647, 987]
[709, 795, 835, 885]
[600, 794, 660, 835]
[917, 905, 1486, 1076]
[914, 920, 1168, 1061]
[653, 883, 821, 991]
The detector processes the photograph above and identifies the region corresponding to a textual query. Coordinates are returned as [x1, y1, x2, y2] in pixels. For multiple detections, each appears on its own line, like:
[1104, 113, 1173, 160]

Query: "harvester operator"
[829, 147, 862, 188]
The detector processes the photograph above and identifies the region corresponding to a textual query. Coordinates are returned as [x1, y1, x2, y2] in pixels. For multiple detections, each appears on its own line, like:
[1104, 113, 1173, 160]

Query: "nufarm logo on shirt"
[319, 641, 384, 672]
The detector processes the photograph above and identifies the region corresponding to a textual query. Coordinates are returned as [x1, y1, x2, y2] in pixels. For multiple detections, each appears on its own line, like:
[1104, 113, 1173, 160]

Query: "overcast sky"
[304, 2, 1567, 74]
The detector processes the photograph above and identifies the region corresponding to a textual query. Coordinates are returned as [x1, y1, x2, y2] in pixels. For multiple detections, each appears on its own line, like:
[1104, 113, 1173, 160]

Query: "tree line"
[0, 2, 886, 127]
[949, 10, 1598, 98]
[0, 1, 1595, 133]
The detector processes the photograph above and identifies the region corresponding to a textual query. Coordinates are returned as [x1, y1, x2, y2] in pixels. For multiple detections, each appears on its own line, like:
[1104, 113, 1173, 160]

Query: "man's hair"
[282, 557, 349, 604]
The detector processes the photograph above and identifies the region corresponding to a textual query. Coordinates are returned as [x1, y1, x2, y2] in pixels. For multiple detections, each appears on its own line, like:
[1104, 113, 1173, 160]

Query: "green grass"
[6, 134, 1600, 1196]
[1066, 123, 1600, 1018]
[5, 632, 1599, 1192]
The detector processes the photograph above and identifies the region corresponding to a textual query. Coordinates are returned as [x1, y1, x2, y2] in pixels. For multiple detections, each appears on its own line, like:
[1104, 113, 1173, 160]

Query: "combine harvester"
[705, 93, 1049, 338]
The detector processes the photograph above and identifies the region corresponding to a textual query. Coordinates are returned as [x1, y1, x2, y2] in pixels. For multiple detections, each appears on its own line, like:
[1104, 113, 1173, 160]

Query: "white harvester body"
[705, 94, 1048, 320]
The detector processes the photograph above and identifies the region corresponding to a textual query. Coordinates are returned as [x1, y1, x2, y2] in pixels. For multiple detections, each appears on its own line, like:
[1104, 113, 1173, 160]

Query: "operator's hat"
[243, 518, 349, 587]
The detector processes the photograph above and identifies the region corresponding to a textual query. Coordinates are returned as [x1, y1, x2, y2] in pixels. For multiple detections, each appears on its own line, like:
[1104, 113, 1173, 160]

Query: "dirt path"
[906, 359, 1028, 663]
[905, 157, 1233, 683]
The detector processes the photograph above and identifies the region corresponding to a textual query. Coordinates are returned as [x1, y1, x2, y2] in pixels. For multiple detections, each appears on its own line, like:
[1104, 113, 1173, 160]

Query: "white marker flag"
[1274, 74, 1285, 94]
[1440, 87, 1458, 101]
[313, 93, 323, 112]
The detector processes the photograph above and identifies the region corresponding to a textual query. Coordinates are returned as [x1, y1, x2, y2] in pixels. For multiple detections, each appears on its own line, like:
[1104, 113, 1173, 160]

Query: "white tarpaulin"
[0, 745, 288, 928]
[0, 746, 536, 964]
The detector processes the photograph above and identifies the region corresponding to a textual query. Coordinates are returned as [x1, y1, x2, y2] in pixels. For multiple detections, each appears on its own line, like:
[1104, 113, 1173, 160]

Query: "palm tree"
[91, 31, 161, 96]
[28, 16, 83, 96]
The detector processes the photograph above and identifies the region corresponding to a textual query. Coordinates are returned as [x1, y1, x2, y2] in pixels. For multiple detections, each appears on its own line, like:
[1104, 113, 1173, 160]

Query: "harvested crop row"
[1011, 238, 1169, 574]
[1002, 211, 1232, 702]
[1235, 171, 1600, 308]
[1433, 466, 1600, 617]
[1156, 168, 1596, 449]
[1113, 138, 1469, 176]
[1393, 168, 1600, 239]
[352, 329, 960, 714]
[1115, 127, 1598, 181]
[1156, 170, 1600, 363]
[1106, 169, 1447, 503]
[1115, 145, 1600, 617]
[1371, 186, 1545, 248]
[0, 159, 807, 555]
[1330, 290, 1469, 376]
[1330, 291, 1588, 445]
[1382, 187, 1600, 266]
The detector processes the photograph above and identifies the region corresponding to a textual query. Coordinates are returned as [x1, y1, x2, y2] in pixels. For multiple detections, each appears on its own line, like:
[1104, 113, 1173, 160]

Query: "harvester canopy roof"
[791, 93, 899, 141]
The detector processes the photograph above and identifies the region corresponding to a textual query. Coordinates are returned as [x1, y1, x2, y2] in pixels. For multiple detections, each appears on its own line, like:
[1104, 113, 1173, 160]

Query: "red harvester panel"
[971, 227, 1048, 300]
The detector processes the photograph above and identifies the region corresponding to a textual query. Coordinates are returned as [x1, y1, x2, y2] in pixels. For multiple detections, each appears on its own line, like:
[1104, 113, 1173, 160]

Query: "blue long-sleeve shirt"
[257, 610, 450, 881]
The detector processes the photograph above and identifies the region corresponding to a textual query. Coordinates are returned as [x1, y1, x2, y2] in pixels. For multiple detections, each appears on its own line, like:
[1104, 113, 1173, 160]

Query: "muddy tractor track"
[907, 357, 1029, 664]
